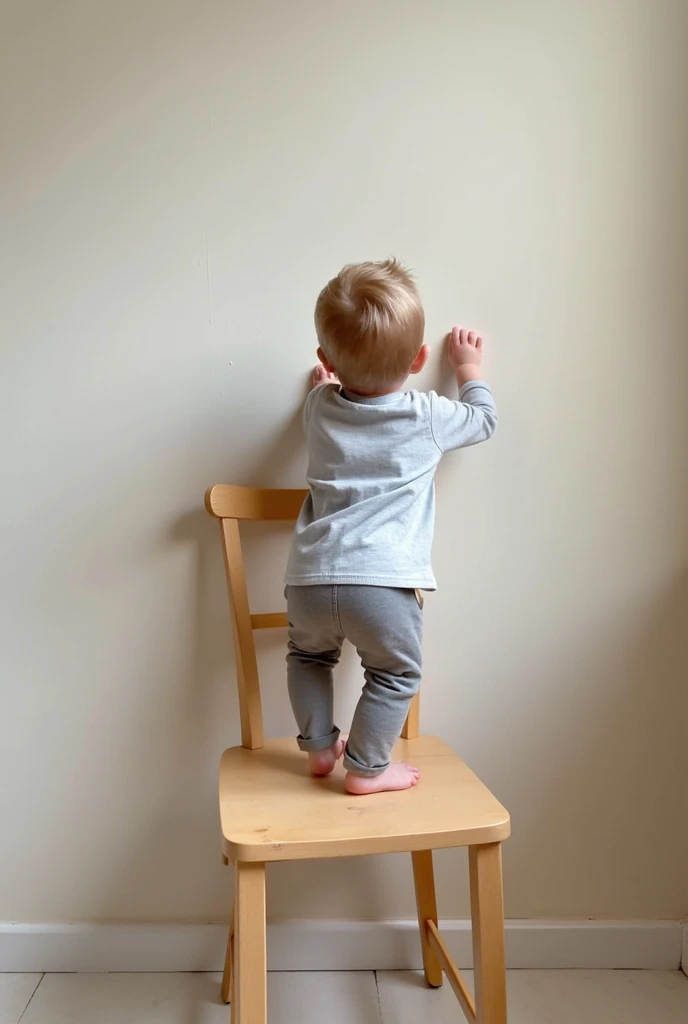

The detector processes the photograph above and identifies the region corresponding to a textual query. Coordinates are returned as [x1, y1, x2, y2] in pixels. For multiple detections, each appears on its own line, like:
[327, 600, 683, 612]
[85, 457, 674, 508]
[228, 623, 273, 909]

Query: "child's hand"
[446, 326, 483, 369]
[311, 364, 339, 389]
[447, 326, 485, 385]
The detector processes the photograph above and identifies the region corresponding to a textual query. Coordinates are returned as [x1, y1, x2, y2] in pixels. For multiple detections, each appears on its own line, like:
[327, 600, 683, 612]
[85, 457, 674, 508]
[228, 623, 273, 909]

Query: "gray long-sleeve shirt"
[285, 379, 498, 590]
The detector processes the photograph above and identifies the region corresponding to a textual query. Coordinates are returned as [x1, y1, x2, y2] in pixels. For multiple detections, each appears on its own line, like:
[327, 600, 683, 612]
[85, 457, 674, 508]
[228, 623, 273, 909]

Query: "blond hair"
[314, 258, 425, 392]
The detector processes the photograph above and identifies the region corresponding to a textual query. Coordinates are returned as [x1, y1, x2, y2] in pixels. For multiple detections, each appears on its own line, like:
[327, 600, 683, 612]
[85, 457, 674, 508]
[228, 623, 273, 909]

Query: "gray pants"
[286, 585, 423, 777]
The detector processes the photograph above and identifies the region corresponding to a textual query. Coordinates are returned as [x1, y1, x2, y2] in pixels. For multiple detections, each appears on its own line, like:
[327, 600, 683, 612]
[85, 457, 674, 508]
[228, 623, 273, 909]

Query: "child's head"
[314, 258, 427, 394]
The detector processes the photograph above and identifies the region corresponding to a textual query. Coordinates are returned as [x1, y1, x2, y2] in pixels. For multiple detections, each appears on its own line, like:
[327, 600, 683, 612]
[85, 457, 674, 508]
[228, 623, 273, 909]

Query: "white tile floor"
[2, 969, 687, 1023]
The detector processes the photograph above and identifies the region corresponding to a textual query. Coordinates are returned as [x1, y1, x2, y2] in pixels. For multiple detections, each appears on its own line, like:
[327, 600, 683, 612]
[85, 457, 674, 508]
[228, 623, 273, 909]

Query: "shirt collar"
[338, 387, 406, 406]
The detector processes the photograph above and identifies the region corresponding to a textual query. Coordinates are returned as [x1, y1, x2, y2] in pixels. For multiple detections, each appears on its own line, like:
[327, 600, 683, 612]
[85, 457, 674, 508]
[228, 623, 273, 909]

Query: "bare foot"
[309, 737, 346, 777]
[344, 762, 420, 795]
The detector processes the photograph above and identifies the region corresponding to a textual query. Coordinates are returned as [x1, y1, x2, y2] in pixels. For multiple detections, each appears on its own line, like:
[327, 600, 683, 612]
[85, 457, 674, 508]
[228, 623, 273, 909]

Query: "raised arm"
[429, 326, 498, 453]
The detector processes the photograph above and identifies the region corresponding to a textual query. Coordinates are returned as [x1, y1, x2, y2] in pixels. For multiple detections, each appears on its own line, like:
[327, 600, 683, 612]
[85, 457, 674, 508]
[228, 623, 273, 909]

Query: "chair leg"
[411, 850, 443, 988]
[220, 905, 234, 1005]
[234, 861, 267, 1024]
[469, 843, 507, 1024]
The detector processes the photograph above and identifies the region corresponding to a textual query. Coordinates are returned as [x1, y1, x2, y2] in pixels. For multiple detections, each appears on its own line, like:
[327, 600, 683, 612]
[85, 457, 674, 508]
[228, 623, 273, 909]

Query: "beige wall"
[1, 0, 687, 925]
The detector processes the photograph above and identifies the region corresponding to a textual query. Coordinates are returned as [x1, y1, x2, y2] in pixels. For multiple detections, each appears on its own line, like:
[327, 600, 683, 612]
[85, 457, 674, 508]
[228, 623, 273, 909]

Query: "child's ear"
[410, 344, 430, 375]
[317, 347, 337, 374]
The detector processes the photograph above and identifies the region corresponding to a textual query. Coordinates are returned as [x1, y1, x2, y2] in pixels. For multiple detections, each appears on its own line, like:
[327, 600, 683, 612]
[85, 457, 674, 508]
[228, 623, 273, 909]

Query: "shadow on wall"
[77, 340, 687, 925]
[85, 402, 308, 922]
[96, 390, 419, 925]
[95, 397, 688, 924]
[48, 364, 391, 925]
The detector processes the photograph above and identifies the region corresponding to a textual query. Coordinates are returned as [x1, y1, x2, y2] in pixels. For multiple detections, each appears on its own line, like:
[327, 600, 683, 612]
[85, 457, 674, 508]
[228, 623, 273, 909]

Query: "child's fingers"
[450, 326, 483, 352]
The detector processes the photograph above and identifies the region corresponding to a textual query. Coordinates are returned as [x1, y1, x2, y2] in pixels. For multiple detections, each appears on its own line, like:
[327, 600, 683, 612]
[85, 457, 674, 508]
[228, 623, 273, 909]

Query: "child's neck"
[346, 379, 407, 398]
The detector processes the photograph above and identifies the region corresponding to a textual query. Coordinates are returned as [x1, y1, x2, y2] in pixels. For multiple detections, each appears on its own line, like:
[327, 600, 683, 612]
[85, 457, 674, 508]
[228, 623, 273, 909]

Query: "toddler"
[285, 259, 497, 795]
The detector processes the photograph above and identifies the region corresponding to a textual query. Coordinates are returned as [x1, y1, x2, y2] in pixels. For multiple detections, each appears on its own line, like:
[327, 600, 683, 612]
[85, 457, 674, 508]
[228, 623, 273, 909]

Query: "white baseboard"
[0, 919, 682, 973]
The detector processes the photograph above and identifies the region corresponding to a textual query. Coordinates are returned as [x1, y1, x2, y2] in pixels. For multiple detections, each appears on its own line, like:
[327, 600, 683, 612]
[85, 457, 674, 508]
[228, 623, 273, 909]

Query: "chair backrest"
[205, 484, 308, 750]
[205, 482, 421, 749]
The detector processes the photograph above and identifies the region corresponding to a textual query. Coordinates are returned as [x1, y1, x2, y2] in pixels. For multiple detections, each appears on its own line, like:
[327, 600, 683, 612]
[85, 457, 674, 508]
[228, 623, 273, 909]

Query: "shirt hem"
[285, 573, 437, 590]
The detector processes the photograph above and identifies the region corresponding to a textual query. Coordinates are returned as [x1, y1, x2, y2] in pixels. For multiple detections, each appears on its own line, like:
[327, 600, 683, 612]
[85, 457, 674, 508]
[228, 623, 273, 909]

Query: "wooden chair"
[205, 484, 511, 1024]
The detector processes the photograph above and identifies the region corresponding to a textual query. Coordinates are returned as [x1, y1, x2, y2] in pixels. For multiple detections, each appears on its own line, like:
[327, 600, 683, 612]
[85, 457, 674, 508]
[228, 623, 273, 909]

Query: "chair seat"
[219, 734, 510, 863]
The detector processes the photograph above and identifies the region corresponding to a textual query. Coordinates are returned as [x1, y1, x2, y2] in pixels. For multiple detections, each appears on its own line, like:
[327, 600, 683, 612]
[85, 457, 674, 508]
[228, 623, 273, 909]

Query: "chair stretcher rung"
[426, 920, 476, 1024]
[251, 613, 288, 630]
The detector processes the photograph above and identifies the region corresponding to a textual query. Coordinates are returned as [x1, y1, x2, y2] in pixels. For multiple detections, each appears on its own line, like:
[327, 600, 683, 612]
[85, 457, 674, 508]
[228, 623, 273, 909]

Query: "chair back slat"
[206, 485, 306, 521]
[251, 613, 289, 630]
[221, 517, 263, 748]
[208, 483, 421, 746]
[402, 693, 420, 740]
[208, 485, 308, 749]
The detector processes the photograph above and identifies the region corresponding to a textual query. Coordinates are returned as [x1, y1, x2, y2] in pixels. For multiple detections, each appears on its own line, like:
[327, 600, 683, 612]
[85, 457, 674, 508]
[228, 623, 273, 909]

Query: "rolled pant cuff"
[342, 748, 390, 778]
[296, 727, 340, 752]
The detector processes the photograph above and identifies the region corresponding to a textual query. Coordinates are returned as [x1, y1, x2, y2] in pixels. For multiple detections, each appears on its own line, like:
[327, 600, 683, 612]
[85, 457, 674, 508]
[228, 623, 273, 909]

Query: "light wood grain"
[219, 735, 510, 863]
[206, 485, 307, 521]
[401, 692, 420, 739]
[221, 519, 263, 749]
[412, 850, 443, 988]
[206, 484, 509, 1020]
[235, 862, 266, 1024]
[427, 920, 477, 1023]
[221, 905, 234, 1005]
[470, 843, 507, 1024]
[250, 612, 288, 630]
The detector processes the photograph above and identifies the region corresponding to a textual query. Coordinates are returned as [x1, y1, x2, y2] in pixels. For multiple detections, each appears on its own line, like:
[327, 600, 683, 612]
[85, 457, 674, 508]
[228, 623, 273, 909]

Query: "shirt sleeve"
[302, 387, 317, 430]
[428, 382, 498, 453]
[303, 385, 341, 432]
[302, 383, 324, 430]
